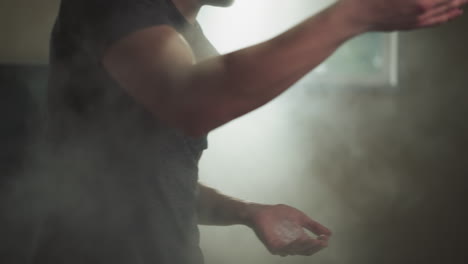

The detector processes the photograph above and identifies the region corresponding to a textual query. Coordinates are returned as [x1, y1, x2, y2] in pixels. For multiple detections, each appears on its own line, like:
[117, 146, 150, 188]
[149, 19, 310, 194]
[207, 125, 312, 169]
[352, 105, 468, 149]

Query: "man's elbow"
[149, 99, 228, 137]
[177, 104, 242, 137]
[182, 125, 208, 138]
[179, 119, 211, 138]
[157, 109, 210, 137]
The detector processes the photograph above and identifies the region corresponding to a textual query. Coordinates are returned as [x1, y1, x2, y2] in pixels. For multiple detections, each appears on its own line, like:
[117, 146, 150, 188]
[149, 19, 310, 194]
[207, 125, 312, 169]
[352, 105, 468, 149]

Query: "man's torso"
[0, 1, 218, 264]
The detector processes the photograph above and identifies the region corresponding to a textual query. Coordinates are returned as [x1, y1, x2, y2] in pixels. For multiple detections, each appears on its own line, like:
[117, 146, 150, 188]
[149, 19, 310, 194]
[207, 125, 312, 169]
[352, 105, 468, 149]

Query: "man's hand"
[337, 0, 467, 31]
[195, 185, 330, 256]
[245, 204, 332, 257]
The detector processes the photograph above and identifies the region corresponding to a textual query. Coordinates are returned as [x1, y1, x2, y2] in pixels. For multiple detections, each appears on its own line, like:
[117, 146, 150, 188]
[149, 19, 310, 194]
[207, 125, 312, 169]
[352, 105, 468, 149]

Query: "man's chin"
[204, 0, 235, 7]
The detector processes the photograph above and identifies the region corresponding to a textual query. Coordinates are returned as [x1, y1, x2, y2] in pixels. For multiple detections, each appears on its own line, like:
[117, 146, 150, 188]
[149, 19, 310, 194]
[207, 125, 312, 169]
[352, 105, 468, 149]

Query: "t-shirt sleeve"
[62, 0, 171, 58]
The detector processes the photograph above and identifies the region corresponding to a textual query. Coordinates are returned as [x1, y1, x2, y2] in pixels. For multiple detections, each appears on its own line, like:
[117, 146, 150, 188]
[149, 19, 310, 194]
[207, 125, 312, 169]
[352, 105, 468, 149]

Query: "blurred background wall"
[0, 1, 467, 264]
[0, 0, 59, 63]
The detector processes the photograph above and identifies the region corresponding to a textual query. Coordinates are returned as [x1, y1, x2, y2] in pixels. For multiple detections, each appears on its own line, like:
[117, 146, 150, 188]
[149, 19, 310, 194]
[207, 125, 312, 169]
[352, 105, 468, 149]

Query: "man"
[7, 0, 463, 263]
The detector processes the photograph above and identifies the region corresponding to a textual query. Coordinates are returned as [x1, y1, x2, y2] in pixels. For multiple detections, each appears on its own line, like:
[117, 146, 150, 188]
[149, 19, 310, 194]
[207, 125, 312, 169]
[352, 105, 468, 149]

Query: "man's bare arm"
[196, 183, 333, 256]
[103, 0, 465, 136]
[196, 183, 274, 226]
[196, 183, 251, 226]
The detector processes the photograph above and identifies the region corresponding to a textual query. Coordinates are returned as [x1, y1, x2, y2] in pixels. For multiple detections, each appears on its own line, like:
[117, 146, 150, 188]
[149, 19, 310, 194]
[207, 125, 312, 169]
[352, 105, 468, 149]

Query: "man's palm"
[248, 204, 331, 257]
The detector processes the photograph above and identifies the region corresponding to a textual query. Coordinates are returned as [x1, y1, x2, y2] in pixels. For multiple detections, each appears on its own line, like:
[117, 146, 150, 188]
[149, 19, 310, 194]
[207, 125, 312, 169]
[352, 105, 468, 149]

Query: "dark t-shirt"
[1, 1, 218, 264]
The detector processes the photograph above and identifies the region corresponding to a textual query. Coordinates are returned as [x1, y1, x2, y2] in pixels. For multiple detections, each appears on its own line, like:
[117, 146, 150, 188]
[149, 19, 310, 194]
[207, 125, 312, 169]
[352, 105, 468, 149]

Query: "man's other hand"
[336, 0, 467, 32]
[245, 204, 332, 257]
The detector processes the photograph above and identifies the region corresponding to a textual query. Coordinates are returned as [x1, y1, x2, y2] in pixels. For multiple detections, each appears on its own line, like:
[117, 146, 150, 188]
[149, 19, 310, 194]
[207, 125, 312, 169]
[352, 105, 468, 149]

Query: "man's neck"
[170, 0, 202, 24]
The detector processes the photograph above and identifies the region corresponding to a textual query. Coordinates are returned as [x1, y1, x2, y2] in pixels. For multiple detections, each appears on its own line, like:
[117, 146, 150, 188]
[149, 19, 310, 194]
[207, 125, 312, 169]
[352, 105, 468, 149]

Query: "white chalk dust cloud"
[198, 82, 407, 264]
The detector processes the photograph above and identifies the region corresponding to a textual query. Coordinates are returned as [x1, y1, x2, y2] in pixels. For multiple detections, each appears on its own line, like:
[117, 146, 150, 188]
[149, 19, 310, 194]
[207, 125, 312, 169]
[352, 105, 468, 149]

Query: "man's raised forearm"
[104, 0, 465, 137]
[175, 3, 365, 136]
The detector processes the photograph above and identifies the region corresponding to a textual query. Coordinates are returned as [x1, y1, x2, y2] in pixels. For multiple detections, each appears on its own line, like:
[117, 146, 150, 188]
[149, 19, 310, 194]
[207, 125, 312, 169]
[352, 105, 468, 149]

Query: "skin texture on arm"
[196, 183, 252, 226]
[197, 183, 332, 256]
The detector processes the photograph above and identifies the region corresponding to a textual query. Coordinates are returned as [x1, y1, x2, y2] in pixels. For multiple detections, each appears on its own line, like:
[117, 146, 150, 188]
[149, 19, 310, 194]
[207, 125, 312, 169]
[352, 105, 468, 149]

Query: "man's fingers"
[302, 217, 332, 236]
[418, 8, 463, 27]
[302, 245, 326, 256]
[283, 237, 311, 255]
[300, 238, 328, 256]
[278, 237, 325, 256]
[420, 0, 467, 19]
[421, 5, 456, 19]
[429, 0, 459, 9]
[301, 239, 328, 256]
[317, 234, 329, 241]
[292, 238, 327, 256]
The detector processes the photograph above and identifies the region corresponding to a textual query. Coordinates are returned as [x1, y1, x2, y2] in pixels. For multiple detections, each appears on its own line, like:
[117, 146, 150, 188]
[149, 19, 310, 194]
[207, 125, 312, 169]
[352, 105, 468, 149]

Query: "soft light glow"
[198, 0, 333, 54]
[198, 0, 398, 87]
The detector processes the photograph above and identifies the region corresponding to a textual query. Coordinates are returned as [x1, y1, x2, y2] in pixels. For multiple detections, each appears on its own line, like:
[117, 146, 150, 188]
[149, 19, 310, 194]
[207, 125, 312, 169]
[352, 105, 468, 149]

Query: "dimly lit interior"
[1, 1, 467, 264]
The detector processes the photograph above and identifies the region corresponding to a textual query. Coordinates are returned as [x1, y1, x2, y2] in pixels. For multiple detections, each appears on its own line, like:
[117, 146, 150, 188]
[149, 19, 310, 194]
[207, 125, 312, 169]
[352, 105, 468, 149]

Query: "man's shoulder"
[57, 0, 174, 25]
[54, 0, 183, 58]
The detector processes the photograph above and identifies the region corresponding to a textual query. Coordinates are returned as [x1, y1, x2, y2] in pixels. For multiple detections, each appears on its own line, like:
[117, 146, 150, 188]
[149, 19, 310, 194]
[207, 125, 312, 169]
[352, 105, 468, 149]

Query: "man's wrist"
[238, 202, 270, 228]
[328, 1, 372, 36]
